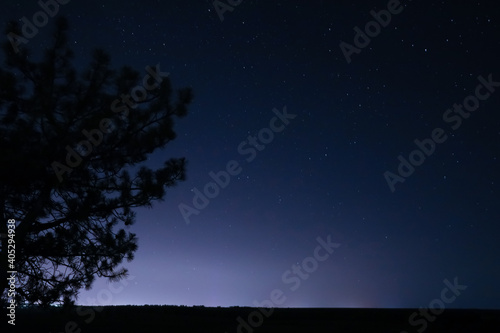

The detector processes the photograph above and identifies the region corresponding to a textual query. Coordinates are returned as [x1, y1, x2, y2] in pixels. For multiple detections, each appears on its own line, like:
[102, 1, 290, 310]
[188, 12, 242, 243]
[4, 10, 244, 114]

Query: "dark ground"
[6, 305, 500, 333]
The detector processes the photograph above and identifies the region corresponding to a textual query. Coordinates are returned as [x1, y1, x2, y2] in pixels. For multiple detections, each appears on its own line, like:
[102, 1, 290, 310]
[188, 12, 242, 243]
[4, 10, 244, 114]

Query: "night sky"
[2, 0, 500, 309]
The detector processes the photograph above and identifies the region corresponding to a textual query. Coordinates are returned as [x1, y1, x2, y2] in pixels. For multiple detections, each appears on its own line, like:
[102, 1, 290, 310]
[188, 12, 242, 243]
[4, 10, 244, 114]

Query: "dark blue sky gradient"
[2, 0, 500, 308]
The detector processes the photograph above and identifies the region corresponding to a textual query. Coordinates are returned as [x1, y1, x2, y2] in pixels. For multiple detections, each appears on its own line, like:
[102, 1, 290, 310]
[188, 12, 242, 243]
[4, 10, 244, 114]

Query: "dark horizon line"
[28, 304, 500, 311]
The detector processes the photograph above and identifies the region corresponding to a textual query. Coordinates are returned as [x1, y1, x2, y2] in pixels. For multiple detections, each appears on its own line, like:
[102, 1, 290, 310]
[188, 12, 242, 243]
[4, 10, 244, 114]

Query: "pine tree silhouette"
[0, 17, 193, 306]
